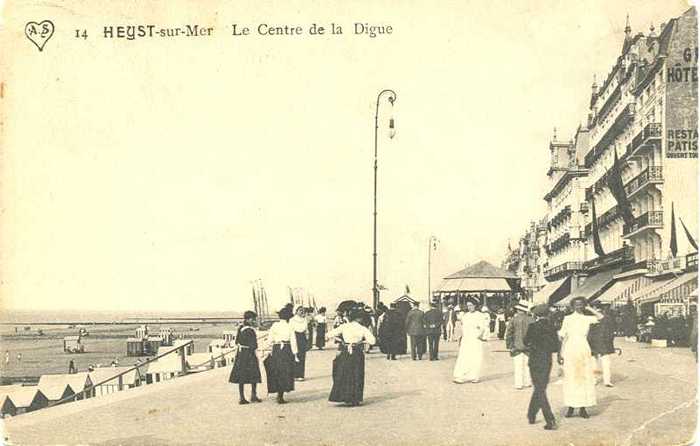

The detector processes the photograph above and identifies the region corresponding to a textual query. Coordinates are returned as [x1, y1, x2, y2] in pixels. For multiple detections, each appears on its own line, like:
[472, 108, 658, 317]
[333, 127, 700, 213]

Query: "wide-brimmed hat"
[531, 304, 549, 317]
[514, 300, 531, 312]
[278, 306, 293, 320]
[465, 297, 480, 307]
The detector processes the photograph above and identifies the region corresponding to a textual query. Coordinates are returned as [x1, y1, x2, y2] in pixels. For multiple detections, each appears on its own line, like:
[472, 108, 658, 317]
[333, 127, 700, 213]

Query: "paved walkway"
[4, 338, 697, 446]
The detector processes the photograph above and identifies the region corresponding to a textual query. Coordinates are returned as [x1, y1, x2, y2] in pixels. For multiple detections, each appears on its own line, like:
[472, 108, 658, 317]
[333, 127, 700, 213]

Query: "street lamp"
[373, 89, 397, 311]
[428, 235, 439, 305]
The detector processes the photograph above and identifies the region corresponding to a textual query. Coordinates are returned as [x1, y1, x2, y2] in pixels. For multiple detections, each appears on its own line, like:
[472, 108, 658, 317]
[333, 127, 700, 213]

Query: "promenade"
[4, 338, 697, 446]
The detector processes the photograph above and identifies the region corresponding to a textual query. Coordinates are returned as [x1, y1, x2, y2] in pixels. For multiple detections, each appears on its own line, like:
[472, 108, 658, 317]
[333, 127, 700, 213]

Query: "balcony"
[584, 103, 636, 168]
[544, 261, 582, 280]
[585, 170, 611, 199]
[582, 245, 634, 271]
[584, 204, 621, 237]
[647, 256, 687, 276]
[687, 252, 698, 269]
[546, 232, 571, 255]
[626, 123, 662, 158]
[548, 205, 571, 228]
[622, 211, 663, 237]
[623, 166, 663, 198]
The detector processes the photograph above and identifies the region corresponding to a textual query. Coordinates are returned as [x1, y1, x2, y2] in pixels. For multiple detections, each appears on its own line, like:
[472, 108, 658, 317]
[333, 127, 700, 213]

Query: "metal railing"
[627, 123, 662, 157]
[623, 166, 663, 196]
[53, 340, 194, 405]
[623, 211, 663, 236]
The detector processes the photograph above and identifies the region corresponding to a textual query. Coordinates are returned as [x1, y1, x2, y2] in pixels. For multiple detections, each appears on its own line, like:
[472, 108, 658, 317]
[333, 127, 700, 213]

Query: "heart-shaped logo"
[25, 20, 55, 52]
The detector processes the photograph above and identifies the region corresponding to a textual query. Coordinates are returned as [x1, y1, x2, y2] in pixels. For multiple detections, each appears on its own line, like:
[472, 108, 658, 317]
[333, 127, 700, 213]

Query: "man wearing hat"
[523, 304, 559, 430]
[423, 301, 443, 360]
[506, 299, 534, 389]
[405, 301, 426, 360]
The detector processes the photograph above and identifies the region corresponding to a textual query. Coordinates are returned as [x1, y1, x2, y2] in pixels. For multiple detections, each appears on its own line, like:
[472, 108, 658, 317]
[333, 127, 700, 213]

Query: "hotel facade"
[504, 7, 698, 316]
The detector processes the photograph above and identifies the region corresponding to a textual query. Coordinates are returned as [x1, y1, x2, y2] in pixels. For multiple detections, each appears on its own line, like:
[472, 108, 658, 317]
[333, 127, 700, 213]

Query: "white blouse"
[327, 321, 376, 345]
[267, 320, 298, 354]
[315, 314, 327, 324]
[289, 315, 308, 333]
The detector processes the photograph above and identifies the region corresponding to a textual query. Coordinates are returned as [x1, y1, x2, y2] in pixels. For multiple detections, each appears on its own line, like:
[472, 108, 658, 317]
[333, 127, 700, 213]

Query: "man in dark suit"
[424, 301, 442, 360]
[523, 304, 560, 430]
[405, 301, 426, 360]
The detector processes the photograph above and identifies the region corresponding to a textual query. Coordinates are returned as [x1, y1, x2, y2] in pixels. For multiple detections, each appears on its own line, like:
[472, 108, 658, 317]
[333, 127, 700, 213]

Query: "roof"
[36, 383, 74, 401]
[393, 294, 418, 304]
[0, 386, 47, 407]
[436, 277, 512, 292]
[38, 373, 92, 392]
[444, 261, 518, 279]
[146, 359, 184, 375]
[89, 367, 141, 386]
[63, 335, 81, 341]
[186, 353, 214, 370]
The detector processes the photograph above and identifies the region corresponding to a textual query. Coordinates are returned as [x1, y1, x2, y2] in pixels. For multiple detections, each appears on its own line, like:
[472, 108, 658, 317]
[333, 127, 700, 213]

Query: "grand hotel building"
[504, 7, 698, 316]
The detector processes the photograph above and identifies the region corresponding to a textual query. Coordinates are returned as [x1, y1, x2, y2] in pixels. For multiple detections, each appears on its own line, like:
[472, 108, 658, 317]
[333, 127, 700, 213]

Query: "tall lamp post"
[428, 235, 439, 305]
[372, 89, 397, 311]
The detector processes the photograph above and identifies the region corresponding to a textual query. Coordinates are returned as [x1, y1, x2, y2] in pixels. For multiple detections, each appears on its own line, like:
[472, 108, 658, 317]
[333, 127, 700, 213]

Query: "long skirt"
[562, 336, 596, 407]
[315, 323, 327, 349]
[263, 344, 295, 393]
[229, 348, 261, 384]
[294, 331, 309, 378]
[329, 345, 365, 404]
[453, 337, 484, 381]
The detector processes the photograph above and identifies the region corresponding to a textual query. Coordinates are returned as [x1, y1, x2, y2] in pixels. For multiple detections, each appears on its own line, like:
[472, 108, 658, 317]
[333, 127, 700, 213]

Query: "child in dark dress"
[229, 311, 263, 404]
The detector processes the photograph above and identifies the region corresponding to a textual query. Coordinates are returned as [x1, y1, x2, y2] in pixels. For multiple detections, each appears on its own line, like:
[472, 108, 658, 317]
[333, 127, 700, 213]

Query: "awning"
[532, 276, 571, 305]
[436, 277, 512, 292]
[641, 271, 698, 305]
[555, 268, 620, 307]
[593, 277, 638, 304]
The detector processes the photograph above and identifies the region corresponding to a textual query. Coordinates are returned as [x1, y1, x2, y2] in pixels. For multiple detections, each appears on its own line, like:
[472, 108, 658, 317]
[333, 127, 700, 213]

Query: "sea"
[0, 309, 244, 324]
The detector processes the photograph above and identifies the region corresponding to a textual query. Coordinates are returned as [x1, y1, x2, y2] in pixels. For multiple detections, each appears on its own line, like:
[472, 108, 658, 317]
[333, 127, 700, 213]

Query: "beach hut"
[63, 335, 84, 353]
[0, 385, 49, 414]
[392, 294, 419, 319]
[126, 337, 145, 357]
[89, 367, 142, 396]
[0, 394, 17, 417]
[36, 380, 75, 406]
[38, 372, 94, 400]
[222, 330, 237, 347]
[144, 340, 192, 384]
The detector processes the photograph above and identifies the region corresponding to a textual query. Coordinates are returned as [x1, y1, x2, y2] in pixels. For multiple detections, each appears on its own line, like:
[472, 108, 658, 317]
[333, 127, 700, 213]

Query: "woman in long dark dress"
[229, 311, 262, 404]
[378, 303, 405, 360]
[263, 306, 298, 404]
[326, 305, 376, 406]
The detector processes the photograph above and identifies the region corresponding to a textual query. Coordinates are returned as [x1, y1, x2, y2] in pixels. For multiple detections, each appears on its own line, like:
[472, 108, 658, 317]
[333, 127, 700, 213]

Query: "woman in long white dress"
[453, 298, 488, 383]
[557, 296, 603, 418]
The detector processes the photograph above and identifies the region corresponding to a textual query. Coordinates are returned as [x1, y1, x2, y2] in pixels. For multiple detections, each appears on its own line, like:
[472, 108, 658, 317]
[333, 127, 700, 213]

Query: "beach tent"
[0, 385, 49, 415]
[38, 372, 94, 400]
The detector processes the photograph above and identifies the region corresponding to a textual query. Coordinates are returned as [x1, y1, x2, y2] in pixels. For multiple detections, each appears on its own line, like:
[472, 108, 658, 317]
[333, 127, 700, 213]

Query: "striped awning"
[635, 271, 697, 306]
[532, 276, 571, 305]
[594, 277, 638, 304]
[556, 268, 620, 307]
[436, 277, 512, 292]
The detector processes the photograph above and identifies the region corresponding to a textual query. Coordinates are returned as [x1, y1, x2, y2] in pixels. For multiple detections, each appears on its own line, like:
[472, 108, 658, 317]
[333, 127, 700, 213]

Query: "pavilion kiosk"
[434, 261, 521, 310]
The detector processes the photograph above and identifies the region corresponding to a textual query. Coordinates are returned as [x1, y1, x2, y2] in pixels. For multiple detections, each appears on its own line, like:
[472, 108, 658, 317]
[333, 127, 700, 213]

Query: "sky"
[0, 0, 693, 313]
